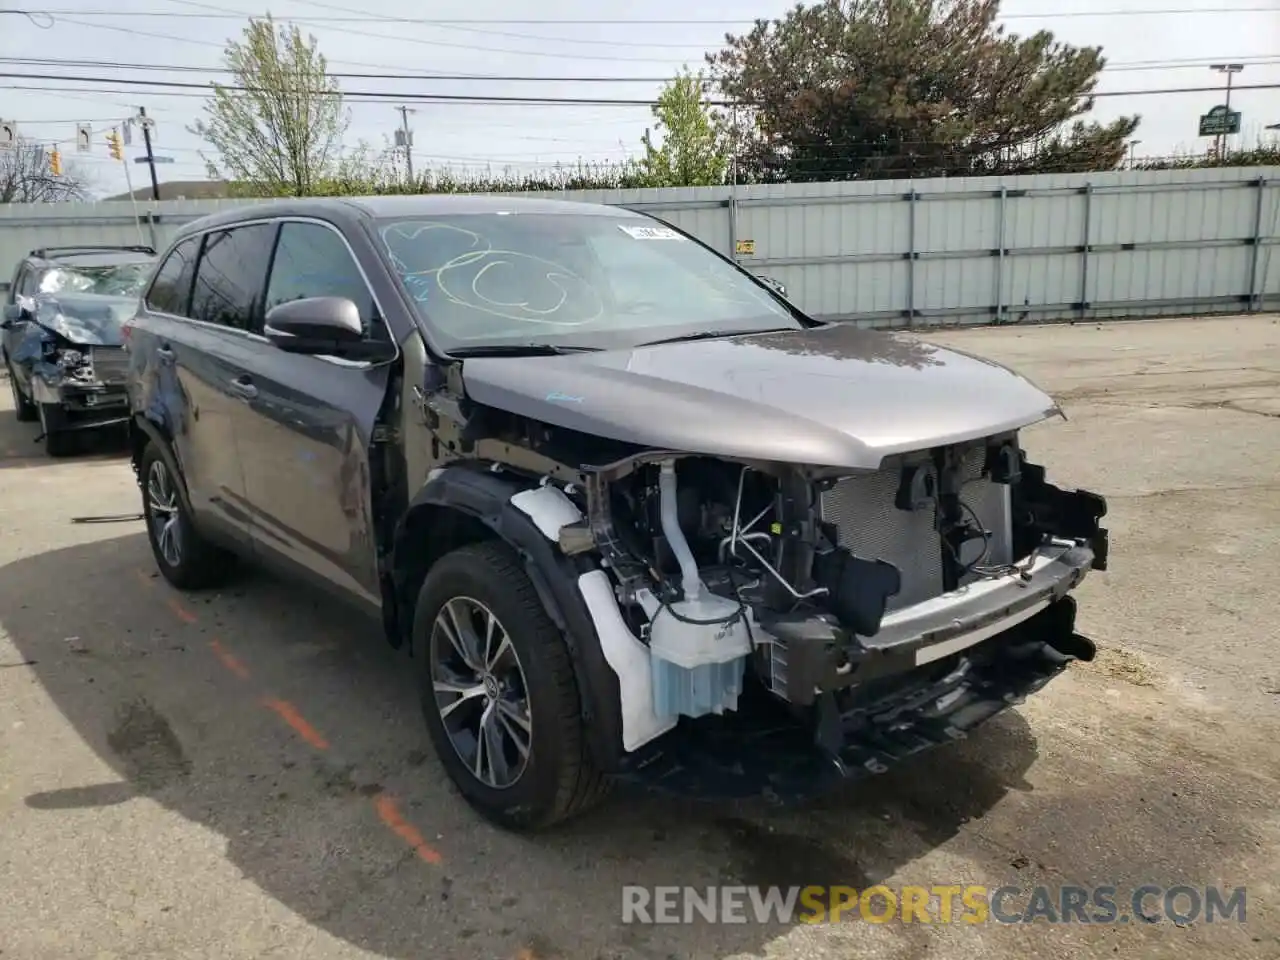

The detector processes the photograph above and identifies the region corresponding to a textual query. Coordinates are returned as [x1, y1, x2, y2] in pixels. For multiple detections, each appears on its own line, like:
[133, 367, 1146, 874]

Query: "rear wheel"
[415, 541, 611, 830]
[140, 438, 233, 589]
[6, 363, 37, 422]
[38, 403, 75, 457]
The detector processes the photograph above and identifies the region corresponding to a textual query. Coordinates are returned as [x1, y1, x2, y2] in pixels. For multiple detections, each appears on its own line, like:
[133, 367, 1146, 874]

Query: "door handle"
[228, 376, 258, 400]
[156, 346, 175, 363]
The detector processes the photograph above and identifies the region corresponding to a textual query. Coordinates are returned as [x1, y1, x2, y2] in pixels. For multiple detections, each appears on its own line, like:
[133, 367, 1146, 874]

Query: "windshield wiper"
[445, 342, 603, 358]
[635, 327, 794, 347]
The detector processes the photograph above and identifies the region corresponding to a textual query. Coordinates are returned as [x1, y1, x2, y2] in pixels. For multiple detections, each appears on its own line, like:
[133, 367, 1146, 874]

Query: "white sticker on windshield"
[618, 225, 684, 241]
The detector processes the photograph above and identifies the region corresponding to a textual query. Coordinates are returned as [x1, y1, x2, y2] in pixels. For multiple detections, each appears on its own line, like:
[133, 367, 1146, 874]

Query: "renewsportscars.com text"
[621, 884, 1247, 925]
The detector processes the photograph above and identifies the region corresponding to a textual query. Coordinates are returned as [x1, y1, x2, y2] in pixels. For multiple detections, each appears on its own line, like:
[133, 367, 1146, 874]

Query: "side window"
[145, 238, 200, 317]
[265, 222, 386, 340]
[189, 224, 277, 332]
[7, 266, 26, 302]
[17, 265, 40, 297]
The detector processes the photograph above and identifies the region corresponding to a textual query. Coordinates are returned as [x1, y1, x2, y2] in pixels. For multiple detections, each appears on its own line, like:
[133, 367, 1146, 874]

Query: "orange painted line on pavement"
[167, 597, 198, 624]
[261, 697, 330, 751]
[209, 639, 251, 681]
[373, 793, 443, 865]
[134, 568, 441, 866]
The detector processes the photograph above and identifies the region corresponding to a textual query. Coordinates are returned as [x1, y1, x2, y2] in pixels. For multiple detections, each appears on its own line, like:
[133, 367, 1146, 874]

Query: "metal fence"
[2, 166, 1276, 328]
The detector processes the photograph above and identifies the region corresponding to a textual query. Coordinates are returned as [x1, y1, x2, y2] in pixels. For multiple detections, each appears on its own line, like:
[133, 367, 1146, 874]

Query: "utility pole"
[138, 106, 160, 201]
[1209, 64, 1244, 159]
[1127, 139, 1141, 169]
[396, 106, 415, 185]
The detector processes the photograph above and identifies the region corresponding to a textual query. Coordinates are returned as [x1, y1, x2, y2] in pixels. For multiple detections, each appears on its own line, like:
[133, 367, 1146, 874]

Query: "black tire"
[415, 540, 611, 830]
[6, 363, 37, 422]
[38, 403, 76, 457]
[139, 437, 234, 589]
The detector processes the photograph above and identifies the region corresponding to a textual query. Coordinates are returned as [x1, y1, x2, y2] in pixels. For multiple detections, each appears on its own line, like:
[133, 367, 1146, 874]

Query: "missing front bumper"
[30, 375, 129, 426]
[763, 542, 1095, 705]
[619, 594, 1093, 804]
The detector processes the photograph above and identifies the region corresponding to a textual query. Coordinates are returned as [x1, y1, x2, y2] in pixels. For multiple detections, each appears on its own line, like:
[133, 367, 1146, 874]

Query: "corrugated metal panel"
[1, 167, 1276, 326]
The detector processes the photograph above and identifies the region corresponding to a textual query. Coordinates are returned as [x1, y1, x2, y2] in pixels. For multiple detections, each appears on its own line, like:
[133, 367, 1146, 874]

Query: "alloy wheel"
[146, 459, 182, 568]
[429, 596, 533, 789]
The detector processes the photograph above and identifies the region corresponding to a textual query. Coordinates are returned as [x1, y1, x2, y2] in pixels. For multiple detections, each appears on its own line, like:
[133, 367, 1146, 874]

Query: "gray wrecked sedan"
[3, 247, 154, 455]
[124, 196, 1107, 829]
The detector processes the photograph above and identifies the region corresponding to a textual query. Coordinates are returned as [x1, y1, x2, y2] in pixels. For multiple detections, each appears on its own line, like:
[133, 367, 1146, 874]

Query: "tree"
[708, 0, 1140, 182]
[1, 140, 90, 203]
[640, 68, 732, 187]
[191, 15, 348, 197]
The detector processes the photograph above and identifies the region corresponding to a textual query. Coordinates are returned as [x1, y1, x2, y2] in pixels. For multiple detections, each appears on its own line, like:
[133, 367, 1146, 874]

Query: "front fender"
[392, 466, 630, 773]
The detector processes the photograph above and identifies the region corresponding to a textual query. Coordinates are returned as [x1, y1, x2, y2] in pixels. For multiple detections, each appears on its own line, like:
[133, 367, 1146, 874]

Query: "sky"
[2, 0, 1278, 198]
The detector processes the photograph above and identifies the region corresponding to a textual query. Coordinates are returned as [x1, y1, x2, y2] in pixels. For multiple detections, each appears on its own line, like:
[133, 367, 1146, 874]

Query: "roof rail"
[30, 244, 156, 258]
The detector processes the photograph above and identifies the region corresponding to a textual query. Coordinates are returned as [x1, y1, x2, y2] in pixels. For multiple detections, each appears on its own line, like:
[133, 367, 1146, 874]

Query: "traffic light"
[107, 130, 123, 161]
[49, 147, 62, 176]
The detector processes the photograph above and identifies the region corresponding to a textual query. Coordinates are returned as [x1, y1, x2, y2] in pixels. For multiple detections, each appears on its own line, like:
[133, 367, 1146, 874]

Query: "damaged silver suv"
[124, 196, 1107, 830]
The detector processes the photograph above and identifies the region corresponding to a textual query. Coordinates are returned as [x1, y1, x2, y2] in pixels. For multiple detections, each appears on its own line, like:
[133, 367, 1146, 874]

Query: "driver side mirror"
[2, 302, 30, 329]
[758, 276, 787, 298]
[264, 297, 365, 354]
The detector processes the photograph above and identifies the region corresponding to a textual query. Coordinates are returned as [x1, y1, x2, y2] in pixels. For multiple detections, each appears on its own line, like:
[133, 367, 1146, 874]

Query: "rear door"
[132, 224, 278, 550]
[233, 218, 395, 611]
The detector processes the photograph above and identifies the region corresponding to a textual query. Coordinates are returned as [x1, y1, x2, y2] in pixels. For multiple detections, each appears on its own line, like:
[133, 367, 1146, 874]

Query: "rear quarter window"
[145, 237, 201, 317]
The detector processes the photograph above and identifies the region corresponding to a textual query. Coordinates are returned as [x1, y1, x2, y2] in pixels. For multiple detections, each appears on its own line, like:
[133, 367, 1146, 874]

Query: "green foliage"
[295, 159, 653, 197]
[639, 68, 732, 187]
[708, 0, 1141, 182]
[190, 15, 348, 197]
[1136, 142, 1280, 171]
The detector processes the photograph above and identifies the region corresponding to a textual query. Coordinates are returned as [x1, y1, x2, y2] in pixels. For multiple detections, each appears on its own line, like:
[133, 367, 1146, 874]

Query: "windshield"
[376, 213, 800, 350]
[37, 261, 153, 298]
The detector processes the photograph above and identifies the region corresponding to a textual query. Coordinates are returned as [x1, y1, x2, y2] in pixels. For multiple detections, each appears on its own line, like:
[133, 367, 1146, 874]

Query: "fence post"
[1078, 183, 1093, 321]
[727, 190, 738, 261]
[995, 186, 1007, 323]
[1247, 177, 1266, 312]
[906, 189, 918, 325]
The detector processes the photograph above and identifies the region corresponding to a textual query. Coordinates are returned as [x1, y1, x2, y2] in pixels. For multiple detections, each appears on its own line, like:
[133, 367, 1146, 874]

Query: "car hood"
[459, 324, 1062, 470]
[29, 292, 136, 346]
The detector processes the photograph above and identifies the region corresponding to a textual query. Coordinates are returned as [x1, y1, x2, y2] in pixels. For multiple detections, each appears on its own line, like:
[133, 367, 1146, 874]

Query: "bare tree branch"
[0, 140, 91, 204]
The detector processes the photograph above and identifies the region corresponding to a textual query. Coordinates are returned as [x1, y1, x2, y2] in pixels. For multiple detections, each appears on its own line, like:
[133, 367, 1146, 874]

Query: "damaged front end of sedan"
[397, 347, 1108, 804]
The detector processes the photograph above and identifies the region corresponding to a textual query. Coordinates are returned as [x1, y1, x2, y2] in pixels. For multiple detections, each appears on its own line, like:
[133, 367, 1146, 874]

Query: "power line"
[4, 54, 1277, 85]
[166, 0, 716, 50]
[45, 10, 702, 65]
[0, 80, 665, 106]
[20, 3, 1280, 67]
[6, 72, 1279, 104]
[9, 6, 1279, 21]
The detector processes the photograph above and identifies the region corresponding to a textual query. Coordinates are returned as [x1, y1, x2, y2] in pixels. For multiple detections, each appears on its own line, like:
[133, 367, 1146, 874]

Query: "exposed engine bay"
[525, 432, 1108, 769]
[7, 293, 133, 418]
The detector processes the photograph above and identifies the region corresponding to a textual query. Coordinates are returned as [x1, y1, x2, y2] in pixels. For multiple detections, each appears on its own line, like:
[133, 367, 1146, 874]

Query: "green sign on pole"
[1199, 104, 1242, 137]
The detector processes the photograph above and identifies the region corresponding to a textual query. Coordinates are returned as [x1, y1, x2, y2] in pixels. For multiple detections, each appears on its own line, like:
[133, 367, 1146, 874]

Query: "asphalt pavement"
[1, 314, 1277, 959]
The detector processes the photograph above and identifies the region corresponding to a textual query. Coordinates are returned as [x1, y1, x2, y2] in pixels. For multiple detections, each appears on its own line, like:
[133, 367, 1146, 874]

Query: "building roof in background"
[103, 180, 232, 201]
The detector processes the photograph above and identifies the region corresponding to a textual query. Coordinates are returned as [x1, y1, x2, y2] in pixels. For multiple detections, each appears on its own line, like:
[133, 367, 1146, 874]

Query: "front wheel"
[7, 364, 37, 422]
[415, 541, 611, 830]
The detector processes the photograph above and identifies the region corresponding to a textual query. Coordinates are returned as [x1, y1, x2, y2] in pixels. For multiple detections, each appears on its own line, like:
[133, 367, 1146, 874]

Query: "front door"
[233, 219, 395, 611]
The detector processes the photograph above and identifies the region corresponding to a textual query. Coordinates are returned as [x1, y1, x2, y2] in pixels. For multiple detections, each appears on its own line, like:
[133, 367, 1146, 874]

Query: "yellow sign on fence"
[735, 239, 755, 256]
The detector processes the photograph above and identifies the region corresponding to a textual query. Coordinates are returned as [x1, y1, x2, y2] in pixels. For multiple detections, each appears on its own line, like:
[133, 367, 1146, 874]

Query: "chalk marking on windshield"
[380, 219, 604, 327]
